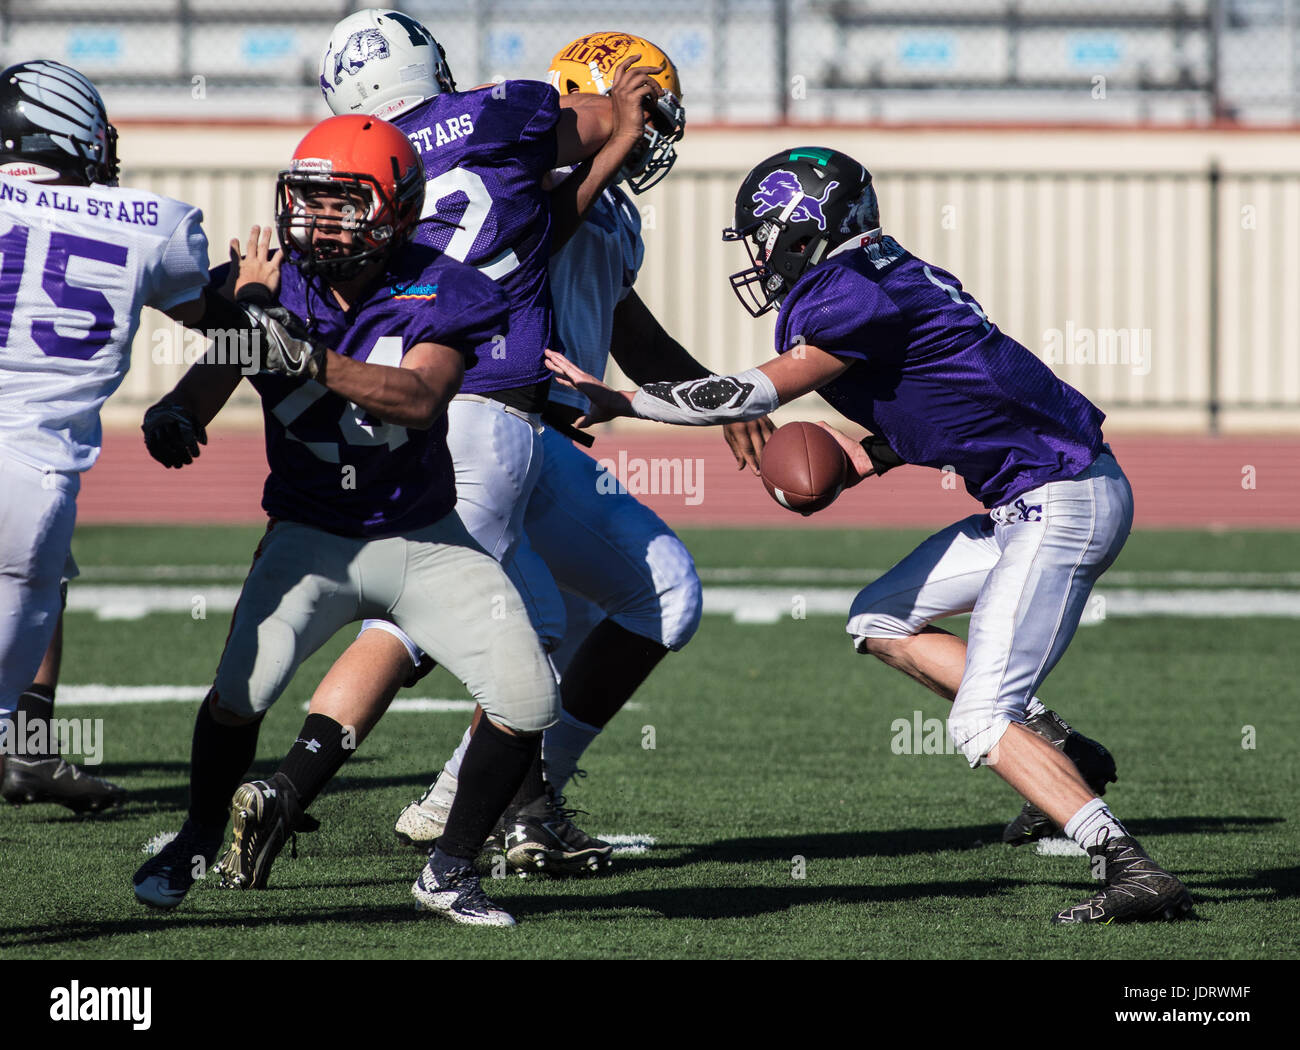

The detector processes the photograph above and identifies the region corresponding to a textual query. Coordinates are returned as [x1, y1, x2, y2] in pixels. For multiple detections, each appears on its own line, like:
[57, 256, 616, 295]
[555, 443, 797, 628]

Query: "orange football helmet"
[276, 114, 425, 280]
[547, 32, 685, 193]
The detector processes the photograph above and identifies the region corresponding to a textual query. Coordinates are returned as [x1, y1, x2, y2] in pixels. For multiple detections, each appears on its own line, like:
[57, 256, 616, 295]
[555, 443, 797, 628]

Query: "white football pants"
[847, 451, 1134, 766]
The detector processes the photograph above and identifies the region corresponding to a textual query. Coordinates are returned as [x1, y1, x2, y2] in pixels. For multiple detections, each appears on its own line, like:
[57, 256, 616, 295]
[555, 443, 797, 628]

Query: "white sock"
[1064, 797, 1128, 851]
[1025, 696, 1047, 718]
[542, 710, 602, 795]
[442, 725, 474, 782]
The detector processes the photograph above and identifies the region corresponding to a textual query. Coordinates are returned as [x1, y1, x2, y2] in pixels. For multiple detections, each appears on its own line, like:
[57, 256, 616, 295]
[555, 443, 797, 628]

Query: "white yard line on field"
[57, 685, 211, 704]
[77, 565, 1300, 587]
[60, 583, 1300, 622]
[698, 567, 1300, 586]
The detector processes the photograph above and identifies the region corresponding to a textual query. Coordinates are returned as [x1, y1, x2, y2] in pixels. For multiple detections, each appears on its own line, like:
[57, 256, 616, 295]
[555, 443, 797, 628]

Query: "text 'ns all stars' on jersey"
[393, 80, 561, 403]
[0, 174, 209, 474]
[774, 235, 1105, 508]
[547, 183, 644, 416]
[213, 244, 509, 539]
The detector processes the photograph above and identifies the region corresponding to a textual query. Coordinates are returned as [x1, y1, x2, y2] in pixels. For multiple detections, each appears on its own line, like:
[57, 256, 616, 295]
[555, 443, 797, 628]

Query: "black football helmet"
[0, 60, 119, 186]
[723, 147, 878, 317]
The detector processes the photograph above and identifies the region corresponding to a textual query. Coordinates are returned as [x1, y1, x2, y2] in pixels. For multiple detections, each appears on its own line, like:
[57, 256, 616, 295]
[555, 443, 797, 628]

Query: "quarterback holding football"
[546, 146, 1195, 925]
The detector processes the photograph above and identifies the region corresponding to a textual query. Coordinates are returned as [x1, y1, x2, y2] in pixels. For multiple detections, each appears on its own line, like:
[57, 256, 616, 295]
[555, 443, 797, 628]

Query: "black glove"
[142, 402, 206, 469]
[861, 433, 906, 476]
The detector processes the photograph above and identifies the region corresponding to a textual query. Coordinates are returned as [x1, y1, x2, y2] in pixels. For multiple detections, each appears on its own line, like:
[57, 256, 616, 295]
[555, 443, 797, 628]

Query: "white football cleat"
[394, 771, 457, 847]
[411, 857, 516, 926]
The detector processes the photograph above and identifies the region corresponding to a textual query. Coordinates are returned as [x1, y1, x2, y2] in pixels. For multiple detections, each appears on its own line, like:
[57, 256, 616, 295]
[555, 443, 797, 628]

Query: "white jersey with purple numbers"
[547, 184, 643, 415]
[0, 174, 208, 474]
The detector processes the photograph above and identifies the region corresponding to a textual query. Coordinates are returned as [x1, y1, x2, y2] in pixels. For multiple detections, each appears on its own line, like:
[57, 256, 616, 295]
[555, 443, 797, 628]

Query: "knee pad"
[614, 535, 701, 651]
[658, 557, 702, 651]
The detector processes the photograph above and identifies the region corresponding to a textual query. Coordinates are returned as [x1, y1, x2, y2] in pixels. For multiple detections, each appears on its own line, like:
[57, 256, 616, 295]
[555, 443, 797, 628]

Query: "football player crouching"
[133, 115, 560, 926]
[545, 147, 1193, 925]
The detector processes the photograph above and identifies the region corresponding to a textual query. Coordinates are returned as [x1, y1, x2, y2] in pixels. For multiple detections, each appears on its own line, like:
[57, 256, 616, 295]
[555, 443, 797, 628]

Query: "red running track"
[79, 428, 1300, 529]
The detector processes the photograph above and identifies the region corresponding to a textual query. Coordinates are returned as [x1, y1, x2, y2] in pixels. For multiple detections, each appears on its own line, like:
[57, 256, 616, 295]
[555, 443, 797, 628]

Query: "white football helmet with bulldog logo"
[320, 8, 456, 120]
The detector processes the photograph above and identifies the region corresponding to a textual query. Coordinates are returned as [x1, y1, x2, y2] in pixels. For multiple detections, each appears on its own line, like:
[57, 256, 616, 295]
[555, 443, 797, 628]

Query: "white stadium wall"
[109, 123, 1300, 433]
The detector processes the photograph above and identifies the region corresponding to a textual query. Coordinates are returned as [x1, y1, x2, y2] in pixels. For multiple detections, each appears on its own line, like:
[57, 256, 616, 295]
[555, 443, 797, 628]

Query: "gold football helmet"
[547, 31, 685, 193]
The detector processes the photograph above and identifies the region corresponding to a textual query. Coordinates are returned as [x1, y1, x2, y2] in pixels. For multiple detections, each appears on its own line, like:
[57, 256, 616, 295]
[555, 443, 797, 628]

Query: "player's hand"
[608, 53, 665, 145]
[232, 225, 282, 299]
[723, 416, 776, 475]
[243, 302, 326, 379]
[142, 401, 206, 469]
[544, 349, 634, 426]
[814, 420, 875, 487]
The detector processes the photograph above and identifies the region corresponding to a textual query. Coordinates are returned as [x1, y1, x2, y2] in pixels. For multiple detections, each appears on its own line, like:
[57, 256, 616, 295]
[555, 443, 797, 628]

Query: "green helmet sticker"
[788, 148, 833, 166]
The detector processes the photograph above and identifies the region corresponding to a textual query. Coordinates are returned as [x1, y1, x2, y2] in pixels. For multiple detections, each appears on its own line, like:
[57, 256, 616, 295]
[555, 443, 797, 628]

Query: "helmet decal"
[320, 10, 455, 117]
[554, 32, 642, 84]
[334, 29, 391, 85]
[750, 171, 839, 231]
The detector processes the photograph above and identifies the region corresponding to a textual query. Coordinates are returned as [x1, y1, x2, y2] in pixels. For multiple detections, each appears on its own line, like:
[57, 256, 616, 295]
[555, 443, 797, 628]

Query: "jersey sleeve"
[777, 264, 882, 362]
[409, 263, 511, 358]
[146, 205, 210, 311]
[513, 80, 562, 183]
[614, 189, 644, 303]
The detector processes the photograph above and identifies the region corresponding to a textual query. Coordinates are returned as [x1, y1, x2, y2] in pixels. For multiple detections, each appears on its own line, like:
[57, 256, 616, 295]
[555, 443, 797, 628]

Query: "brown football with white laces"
[759, 421, 849, 515]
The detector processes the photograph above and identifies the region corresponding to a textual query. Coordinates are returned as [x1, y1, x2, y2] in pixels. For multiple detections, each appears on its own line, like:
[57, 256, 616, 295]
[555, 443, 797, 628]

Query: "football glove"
[242, 302, 326, 379]
[142, 402, 206, 469]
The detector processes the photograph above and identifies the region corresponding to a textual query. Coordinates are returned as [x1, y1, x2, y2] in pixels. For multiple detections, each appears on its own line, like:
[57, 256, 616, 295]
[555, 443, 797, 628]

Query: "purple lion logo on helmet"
[750, 170, 839, 230]
[333, 29, 390, 86]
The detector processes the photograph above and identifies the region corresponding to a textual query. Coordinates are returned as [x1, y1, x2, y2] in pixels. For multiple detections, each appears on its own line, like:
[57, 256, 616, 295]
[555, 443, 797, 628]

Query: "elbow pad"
[631, 368, 780, 425]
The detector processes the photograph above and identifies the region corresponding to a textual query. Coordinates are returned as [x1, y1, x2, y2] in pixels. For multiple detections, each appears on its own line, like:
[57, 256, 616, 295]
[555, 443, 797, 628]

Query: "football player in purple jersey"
[545, 147, 1195, 926]
[201, 9, 672, 886]
[393, 32, 775, 875]
[133, 116, 559, 926]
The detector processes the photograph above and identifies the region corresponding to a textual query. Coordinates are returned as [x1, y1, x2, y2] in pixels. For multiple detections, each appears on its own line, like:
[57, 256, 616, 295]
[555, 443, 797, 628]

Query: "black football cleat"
[1003, 710, 1118, 845]
[1053, 833, 1195, 924]
[498, 785, 613, 876]
[213, 773, 304, 890]
[1, 756, 126, 813]
[133, 820, 223, 910]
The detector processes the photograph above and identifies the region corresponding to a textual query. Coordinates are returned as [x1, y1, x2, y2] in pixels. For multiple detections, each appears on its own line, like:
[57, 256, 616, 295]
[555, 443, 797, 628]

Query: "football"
[759, 421, 849, 515]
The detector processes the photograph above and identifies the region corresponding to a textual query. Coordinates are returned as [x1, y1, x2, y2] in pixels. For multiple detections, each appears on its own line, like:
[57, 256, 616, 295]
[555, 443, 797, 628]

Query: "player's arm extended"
[554, 94, 615, 167]
[545, 342, 850, 425]
[315, 341, 464, 430]
[551, 57, 664, 248]
[139, 289, 252, 468]
[608, 290, 776, 473]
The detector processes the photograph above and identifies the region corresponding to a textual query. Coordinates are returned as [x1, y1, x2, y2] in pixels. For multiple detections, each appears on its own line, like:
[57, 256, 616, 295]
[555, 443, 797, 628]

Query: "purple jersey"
[229, 246, 509, 538]
[775, 236, 1104, 507]
[394, 81, 560, 403]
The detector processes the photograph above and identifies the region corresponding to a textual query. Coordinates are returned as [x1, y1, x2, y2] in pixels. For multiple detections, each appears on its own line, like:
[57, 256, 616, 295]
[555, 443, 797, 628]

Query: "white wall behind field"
[109, 123, 1300, 433]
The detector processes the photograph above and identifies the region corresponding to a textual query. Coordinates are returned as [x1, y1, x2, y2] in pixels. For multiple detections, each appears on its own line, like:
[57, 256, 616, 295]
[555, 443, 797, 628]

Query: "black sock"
[276, 713, 354, 809]
[507, 741, 545, 809]
[438, 718, 537, 862]
[189, 693, 261, 835]
[16, 688, 55, 759]
[561, 619, 667, 729]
